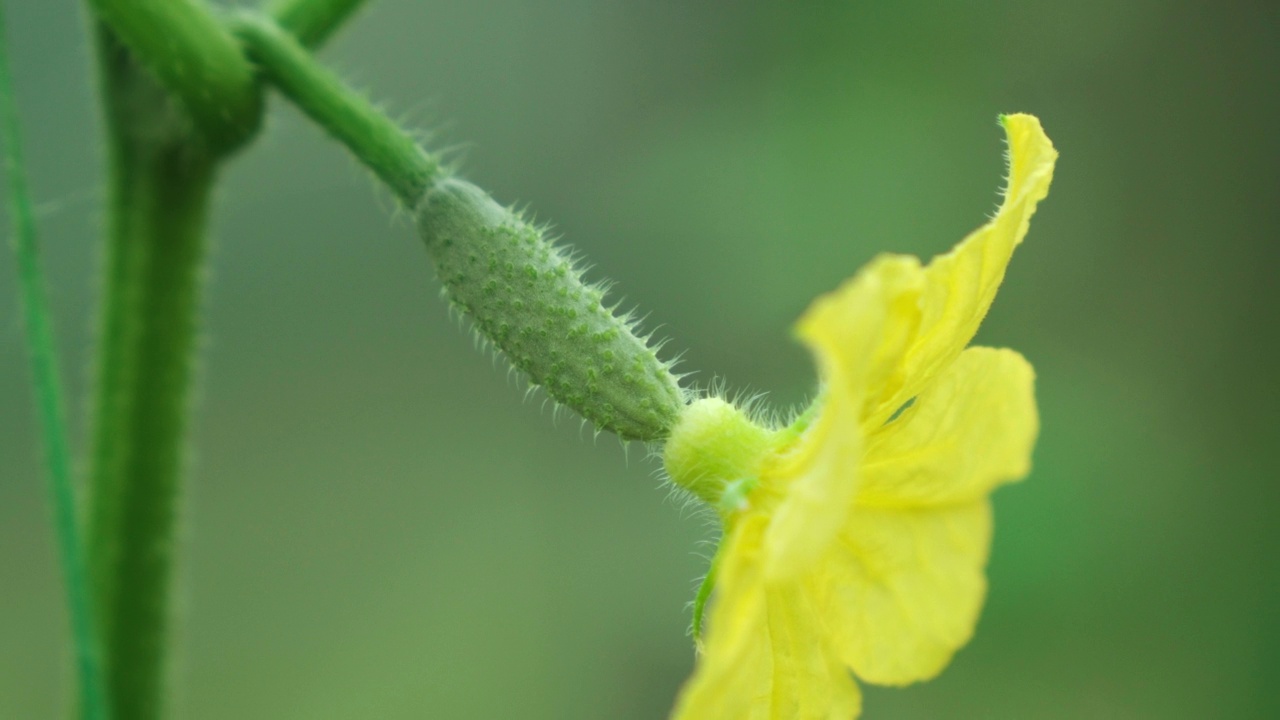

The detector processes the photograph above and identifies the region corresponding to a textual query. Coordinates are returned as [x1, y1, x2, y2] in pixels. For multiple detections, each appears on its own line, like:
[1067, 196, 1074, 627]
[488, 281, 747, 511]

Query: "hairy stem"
[0, 7, 108, 718]
[83, 8, 376, 715]
[87, 27, 217, 720]
[269, 0, 372, 49]
[232, 13, 439, 204]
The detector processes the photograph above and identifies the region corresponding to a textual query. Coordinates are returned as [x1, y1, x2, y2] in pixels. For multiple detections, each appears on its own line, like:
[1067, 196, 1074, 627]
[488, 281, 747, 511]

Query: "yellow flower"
[663, 114, 1057, 719]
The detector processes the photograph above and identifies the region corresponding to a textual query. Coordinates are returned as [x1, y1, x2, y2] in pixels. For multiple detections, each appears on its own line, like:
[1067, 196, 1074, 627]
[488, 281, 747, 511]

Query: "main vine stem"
[83, 3, 369, 717]
[86, 27, 217, 720]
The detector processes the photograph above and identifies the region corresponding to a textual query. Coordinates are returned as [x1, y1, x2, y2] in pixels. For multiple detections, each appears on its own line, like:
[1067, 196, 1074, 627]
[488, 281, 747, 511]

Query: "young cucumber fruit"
[415, 177, 685, 441]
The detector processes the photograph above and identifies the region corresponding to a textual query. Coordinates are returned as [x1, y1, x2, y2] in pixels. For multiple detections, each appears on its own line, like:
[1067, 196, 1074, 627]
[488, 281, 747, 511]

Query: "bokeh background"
[3, 1, 1278, 717]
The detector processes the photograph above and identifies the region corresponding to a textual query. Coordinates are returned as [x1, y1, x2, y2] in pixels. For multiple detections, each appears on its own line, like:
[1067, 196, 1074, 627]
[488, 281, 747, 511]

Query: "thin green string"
[0, 4, 108, 718]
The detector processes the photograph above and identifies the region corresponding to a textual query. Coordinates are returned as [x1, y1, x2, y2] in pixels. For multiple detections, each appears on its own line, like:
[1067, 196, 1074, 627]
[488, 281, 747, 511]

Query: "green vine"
[269, 0, 371, 48]
[82, 4, 373, 717]
[84, 0, 262, 153]
[86, 26, 217, 719]
[231, 13, 439, 204]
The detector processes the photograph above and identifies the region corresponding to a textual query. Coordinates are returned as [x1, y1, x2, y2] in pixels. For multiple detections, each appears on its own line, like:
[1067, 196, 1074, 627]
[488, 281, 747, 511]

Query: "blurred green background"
[3, 1, 1277, 717]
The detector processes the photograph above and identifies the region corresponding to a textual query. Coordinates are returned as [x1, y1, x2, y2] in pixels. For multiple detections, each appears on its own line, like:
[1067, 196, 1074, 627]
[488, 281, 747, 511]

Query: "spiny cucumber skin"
[414, 178, 684, 441]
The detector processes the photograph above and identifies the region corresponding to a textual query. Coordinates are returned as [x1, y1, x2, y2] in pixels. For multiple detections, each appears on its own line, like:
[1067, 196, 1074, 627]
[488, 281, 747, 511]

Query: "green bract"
[415, 178, 685, 441]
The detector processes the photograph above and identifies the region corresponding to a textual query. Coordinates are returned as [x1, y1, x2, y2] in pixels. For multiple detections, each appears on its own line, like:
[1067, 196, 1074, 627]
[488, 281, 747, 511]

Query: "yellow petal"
[766, 255, 925, 578]
[873, 114, 1057, 421]
[764, 583, 863, 719]
[675, 515, 862, 720]
[814, 500, 993, 685]
[858, 347, 1038, 509]
[794, 253, 926, 421]
[771, 111, 1055, 572]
